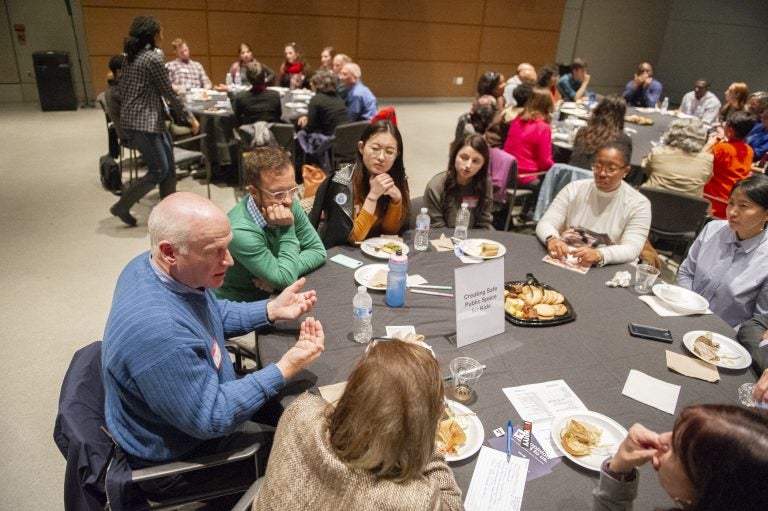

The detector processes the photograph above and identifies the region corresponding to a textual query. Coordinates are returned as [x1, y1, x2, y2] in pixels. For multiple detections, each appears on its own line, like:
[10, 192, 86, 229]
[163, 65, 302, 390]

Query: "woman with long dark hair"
[537, 65, 561, 105]
[310, 121, 410, 247]
[570, 95, 631, 170]
[424, 134, 493, 229]
[594, 404, 768, 511]
[278, 42, 310, 89]
[109, 15, 199, 226]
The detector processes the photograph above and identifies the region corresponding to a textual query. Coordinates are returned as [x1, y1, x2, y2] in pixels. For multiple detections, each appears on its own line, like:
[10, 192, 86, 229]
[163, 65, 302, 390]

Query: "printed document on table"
[502, 380, 588, 458]
[464, 446, 529, 511]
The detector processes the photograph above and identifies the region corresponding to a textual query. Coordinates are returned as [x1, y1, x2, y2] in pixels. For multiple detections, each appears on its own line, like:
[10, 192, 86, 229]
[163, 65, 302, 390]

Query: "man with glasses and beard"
[216, 146, 327, 302]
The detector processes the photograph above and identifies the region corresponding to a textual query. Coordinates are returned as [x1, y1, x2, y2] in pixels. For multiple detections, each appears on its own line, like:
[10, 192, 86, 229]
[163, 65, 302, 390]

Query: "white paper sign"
[454, 258, 505, 347]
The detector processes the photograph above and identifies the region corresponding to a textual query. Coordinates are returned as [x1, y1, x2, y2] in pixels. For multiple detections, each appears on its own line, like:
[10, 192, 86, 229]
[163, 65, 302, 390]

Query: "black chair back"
[331, 121, 369, 168]
[270, 123, 296, 156]
[639, 187, 709, 236]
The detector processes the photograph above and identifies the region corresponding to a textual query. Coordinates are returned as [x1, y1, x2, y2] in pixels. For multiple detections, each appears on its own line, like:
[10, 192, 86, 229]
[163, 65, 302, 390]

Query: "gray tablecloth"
[257, 229, 755, 509]
[189, 99, 236, 166]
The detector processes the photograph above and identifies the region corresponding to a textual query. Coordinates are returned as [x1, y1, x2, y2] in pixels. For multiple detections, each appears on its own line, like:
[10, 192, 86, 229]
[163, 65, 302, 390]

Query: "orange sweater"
[704, 140, 754, 218]
[350, 200, 404, 242]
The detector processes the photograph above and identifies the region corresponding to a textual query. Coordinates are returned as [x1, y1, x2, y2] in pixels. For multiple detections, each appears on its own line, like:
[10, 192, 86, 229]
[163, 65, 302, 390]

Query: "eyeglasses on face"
[365, 145, 398, 159]
[592, 161, 626, 175]
[259, 186, 299, 201]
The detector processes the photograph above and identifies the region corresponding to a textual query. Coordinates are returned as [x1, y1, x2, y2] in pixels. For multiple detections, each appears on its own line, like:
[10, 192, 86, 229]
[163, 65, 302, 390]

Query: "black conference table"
[257, 229, 754, 510]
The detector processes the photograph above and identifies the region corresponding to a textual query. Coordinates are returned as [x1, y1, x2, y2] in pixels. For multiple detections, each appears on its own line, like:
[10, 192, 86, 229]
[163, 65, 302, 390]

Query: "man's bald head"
[517, 63, 536, 83]
[148, 192, 228, 258]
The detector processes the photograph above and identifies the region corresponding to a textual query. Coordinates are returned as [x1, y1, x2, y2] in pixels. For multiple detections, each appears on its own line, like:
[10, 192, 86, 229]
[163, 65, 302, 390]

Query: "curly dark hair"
[123, 16, 161, 62]
[476, 71, 502, 97]
[444, 134, 490, 219]
[537, 65, 558, 88]
[572, 95, 627, 156]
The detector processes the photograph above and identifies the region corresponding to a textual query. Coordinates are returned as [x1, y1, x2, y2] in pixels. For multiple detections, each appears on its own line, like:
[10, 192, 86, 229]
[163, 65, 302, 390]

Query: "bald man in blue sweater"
[102, 192, 324, 469]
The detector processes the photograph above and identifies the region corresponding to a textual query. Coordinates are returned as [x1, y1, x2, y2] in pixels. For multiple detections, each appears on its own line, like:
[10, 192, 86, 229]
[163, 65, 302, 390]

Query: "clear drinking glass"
[634, 264, 660, 294]
[449, 357, 483, 402]
[738, 383, 767, 409]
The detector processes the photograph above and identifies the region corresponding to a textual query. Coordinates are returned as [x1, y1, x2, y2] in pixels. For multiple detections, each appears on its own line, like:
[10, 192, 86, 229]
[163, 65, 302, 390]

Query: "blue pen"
[506, 420, 513, 463]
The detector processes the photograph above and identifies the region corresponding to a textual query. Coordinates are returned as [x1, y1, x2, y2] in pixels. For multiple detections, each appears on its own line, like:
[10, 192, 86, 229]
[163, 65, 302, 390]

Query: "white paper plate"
[682, 330, 752, 370]
[443, 400, 484, 462]
[458, 239, 506, 259]
[292, 93, 313, 101]
[360, 237, 409, 259]
[284, 101, 306, 108]
[560, 107, 589, 119]
[354, 263, 389, 291]
[551, 411, 628, 472]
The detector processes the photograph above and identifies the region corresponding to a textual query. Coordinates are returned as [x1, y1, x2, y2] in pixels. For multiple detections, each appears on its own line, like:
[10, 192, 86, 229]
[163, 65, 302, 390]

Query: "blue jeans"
[128, 129, 175, 190]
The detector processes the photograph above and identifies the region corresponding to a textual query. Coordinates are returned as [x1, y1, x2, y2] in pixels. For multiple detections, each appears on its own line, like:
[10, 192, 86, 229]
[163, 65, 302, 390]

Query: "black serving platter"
[504, 273, 577, 327]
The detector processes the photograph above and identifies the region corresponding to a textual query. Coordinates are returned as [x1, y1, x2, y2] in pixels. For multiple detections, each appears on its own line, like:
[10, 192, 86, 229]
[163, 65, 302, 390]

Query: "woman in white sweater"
[536, 141, 651, 266]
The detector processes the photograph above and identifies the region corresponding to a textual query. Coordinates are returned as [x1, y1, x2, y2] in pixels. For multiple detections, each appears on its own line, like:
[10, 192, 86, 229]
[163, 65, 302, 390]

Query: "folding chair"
[504, 168, 549, 231]
[641, 188, 710, 262]
[331, 121, 369, 169]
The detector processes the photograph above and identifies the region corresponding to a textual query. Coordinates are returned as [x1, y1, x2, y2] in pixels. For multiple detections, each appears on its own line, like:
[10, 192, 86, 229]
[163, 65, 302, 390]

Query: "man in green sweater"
[216, 146, 327, 302]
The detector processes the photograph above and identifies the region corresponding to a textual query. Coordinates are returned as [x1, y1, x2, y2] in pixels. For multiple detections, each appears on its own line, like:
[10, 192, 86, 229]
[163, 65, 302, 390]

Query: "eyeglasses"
[365, 145, 398, 159]
[592, 161, 627, 175]
[259, 186, 298, 202]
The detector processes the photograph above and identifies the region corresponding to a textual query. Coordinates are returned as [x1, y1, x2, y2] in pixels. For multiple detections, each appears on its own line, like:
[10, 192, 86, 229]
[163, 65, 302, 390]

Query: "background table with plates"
[186, 90, 236, 167]
[256, 229, 754, 509]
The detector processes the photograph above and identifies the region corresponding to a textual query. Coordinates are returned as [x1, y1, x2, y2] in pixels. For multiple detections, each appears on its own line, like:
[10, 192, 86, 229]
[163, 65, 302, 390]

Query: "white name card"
[454, 257, 505, 347]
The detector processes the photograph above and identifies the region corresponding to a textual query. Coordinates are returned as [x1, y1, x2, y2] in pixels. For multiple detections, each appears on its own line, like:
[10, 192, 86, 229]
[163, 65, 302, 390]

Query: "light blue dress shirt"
[678, 220, 768, 328]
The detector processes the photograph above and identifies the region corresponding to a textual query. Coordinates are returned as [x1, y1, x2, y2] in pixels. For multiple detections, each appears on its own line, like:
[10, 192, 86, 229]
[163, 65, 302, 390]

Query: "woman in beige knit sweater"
[253, 340, 464, 510]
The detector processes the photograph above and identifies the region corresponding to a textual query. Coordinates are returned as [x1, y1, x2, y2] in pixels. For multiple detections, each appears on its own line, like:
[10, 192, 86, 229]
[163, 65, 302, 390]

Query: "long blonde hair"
[519, 86, 554, 122]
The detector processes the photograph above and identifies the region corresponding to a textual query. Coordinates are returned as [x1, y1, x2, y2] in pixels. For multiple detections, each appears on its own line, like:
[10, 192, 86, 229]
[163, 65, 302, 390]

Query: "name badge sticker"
[211, 338, 222, 369]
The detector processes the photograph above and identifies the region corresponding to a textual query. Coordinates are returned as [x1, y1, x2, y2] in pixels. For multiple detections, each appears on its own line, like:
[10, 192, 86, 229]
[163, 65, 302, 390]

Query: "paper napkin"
[665, 350, 719, 383]
[621, 369, 680, 414]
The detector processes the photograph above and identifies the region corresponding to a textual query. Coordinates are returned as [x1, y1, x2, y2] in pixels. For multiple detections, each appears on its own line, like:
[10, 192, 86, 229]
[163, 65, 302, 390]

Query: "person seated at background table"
[339, 62, 378, 122]
[737, 313, 768, 374]
[537, 65, 561, 105]
[103, 192, 325, 497]
[678, 174, 768, 328]
[232, 61, 282, 127]
[569, 95, 631, 170]
[319, 46, 335, 71]
[557, 57, 591, 103]
[622, 62, 662, 108]
[641, 117, 713, 197]
[718, 82, 749, 124]
[216, 146, 326, 302]
[593, 404, 768, 511]
[166, 37, 211, 92]
[702, 110, 756, 218]
[104, 55, 125, 142]
[503, 86, 555, 220]
[332, 52, 352, 100]
[297, 69, 349, 136]
[424, 134, 493, 230]
[476, 70, 506, 109]
[746, 104, 768, 163]
[252, 340, 464, 511]
[277, 42, 309, 90]
[454, 94, 495, 146]
[310, 120, 410, 247]
[503, 62, 537, 107]
[227, 43, 254, 84]
[747, 91, 767, 115]
[537, 141, 651, 266]
[678, 78, 721, 125]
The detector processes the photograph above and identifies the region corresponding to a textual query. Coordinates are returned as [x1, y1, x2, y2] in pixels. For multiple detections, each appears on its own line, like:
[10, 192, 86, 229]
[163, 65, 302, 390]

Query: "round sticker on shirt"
[334, 192, 348, 206]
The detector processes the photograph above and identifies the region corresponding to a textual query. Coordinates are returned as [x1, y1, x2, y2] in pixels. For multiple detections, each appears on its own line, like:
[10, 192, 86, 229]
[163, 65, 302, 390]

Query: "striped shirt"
[166, 58, 211, 91]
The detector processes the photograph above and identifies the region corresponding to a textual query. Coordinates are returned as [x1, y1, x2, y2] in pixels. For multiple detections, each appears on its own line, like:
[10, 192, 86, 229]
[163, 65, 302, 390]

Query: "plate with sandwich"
[361, 237, 409, 259]
[458, 238, 506, 259]
[551, 411, 627, 471]
[437, 400, 484, 462]
[354, 264, 389, 291]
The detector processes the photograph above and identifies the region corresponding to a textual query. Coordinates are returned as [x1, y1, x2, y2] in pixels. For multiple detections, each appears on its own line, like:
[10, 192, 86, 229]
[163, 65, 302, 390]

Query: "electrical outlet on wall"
[453, 76, 463, 86]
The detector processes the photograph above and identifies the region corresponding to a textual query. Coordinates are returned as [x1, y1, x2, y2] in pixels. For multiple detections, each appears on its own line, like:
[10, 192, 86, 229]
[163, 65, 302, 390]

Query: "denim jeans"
[128, 129, 175, 190]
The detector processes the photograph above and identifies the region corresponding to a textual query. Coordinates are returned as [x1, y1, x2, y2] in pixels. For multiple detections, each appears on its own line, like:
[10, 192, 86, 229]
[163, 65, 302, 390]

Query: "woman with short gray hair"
[641, 117, 714, 197]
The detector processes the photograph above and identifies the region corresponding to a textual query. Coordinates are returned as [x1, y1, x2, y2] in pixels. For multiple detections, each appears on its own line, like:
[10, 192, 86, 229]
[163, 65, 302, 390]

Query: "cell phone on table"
[628, 323, 673, 343]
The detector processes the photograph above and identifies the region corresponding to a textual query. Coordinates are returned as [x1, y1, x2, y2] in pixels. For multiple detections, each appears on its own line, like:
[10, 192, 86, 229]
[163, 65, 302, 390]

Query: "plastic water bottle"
[661, 97, 669, 115]
[454, 202, 470, 241]
[352, 286, 373, 343]
[385, 250, 408, 307]
[234, 72, 242, 87]
[225, 73, 233, 88]
[587, 93, 596, 114]
[414, 207, 430, 251]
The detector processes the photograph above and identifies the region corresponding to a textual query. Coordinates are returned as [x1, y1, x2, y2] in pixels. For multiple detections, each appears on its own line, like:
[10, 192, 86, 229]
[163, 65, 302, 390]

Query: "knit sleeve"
[423, 173, 448, 229]
[592, 463, 639, 511]
[737, 315, 768, 372]
[292, 203, 327, 276]
[423, 449, 464, 511]
[475, 182, 495, 230]
[133, 345, 285, 439]
[536, 182, 574, 242]
[215, 296, 272, 337]
[380, 200, 405, 235]
[600, 191, 651, 265]
[350, 208, 378, 242]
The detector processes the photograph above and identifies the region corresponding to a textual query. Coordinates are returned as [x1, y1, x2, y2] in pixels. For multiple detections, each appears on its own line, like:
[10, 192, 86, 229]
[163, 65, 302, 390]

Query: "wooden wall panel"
[484, 0, 565, 30]
[81, 1, 564, 98]
[479, 27, 560, 65]
[83, 7, 208, 58]
[207, 12, 357, 61]
[360, 60, 477, 97]
[207, 0, 355, 18]
[358, 19, 481, 62]
[360, 0, 484, 25]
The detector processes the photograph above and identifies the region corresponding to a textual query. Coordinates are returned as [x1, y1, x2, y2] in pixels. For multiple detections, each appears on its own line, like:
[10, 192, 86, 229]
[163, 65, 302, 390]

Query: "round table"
[257, 229, 755, 509]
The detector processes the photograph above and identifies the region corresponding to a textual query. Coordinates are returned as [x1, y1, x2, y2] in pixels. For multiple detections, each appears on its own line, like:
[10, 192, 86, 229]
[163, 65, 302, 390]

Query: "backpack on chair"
[99, 154, 122, 196]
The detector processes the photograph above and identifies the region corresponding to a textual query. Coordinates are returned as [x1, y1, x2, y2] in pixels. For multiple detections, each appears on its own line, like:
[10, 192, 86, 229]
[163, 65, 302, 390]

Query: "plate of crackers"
[624, 114, 654, 125]
[504, 273, 576, 326]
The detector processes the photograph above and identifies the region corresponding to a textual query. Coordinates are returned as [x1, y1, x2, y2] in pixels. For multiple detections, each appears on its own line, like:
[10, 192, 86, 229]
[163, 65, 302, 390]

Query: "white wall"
[557, 0, 768, 104]
[0, 0, 92, 104]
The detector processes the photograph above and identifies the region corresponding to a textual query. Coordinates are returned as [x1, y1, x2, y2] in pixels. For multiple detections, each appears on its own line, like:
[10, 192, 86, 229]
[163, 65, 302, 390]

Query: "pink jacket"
[503, 117, 554, 184]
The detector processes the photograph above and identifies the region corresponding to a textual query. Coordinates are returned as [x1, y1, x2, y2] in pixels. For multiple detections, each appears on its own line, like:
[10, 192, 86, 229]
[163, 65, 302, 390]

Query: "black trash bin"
[33, 51, 78, 111]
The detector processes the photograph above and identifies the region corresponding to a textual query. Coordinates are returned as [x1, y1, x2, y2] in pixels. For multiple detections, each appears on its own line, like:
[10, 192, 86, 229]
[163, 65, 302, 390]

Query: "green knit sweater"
[216, 197, 327, 302]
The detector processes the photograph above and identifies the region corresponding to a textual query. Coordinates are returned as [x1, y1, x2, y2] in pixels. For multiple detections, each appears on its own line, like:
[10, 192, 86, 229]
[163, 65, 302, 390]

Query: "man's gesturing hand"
[266, 277, 317, 321]
[276, 318, 325, 380]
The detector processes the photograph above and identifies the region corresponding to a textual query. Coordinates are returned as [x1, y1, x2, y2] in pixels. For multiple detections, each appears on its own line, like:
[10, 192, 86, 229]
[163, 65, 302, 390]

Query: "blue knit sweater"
[102, 253, 285, 462]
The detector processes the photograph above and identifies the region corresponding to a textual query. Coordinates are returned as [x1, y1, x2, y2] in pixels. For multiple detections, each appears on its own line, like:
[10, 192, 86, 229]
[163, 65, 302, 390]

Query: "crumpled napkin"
[430, 233, 454, 252]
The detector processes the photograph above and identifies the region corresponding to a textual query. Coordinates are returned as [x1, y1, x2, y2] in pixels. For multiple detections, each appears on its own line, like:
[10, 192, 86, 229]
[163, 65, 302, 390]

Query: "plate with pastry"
[551, 411, 627, 471]
[682, 330, 751, 370]
[437, 400, 484, 462]
[504, 273, 576, 327]
[361, 237, 409, 259]
[354, 264, 389, 291]
[459, 238, 506, 259]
